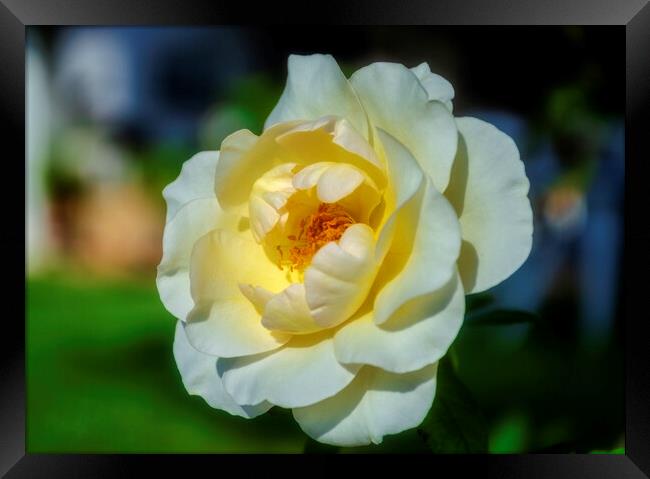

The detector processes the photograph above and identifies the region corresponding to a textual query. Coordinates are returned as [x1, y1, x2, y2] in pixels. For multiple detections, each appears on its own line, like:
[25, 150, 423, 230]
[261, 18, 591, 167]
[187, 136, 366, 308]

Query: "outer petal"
[162, 150, 219, 223]
[304, 224, 378, 328]
[350, 62, 457, 192]
[444, 117, 533, 293]
[173, 320, 271, 418]
[157, 198, 221, 321]
[217, 332, 360, 409]
[293, 363, 438, 447]
[158, 149, 242, 322]
[264, 54, 368, 138]
[334, 272, 464, 373]
[411, 62, 454, 111]
[184, 229, 291, 358]
[372, 129, 461, 325]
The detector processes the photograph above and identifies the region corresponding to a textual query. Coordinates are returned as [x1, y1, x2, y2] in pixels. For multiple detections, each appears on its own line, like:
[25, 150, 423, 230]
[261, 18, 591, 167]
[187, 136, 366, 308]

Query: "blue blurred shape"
[466, 109, 623, 345]
[578, 122, 624, 342]
[54, 27, 257, 143]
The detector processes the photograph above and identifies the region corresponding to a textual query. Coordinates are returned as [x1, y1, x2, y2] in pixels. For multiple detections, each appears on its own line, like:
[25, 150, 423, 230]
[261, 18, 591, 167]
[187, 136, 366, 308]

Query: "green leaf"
[417, 357, 488, 453]
[489, 413, 529, 453]
[465, 309, 540, 327]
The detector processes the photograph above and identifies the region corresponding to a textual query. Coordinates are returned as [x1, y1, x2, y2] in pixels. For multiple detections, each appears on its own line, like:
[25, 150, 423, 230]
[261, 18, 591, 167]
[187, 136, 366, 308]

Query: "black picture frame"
[7, 0, 649, 476]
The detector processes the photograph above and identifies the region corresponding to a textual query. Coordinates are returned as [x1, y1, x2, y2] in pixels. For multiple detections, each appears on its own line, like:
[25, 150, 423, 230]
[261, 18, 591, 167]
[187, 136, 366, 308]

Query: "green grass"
[27, 272, 306, 453]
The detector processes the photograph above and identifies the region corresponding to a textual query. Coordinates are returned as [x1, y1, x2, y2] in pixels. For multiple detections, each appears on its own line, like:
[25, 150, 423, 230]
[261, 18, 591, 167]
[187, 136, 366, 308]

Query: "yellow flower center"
[277, 203, 355, 271]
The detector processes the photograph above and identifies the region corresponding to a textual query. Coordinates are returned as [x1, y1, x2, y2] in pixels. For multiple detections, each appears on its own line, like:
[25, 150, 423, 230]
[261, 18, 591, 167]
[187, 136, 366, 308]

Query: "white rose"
[157, 54, 533, 447]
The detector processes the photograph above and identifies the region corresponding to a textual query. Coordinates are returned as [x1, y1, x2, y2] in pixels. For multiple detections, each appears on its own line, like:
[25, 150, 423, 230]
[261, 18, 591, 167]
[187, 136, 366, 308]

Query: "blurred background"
[26, 26, 624, 453]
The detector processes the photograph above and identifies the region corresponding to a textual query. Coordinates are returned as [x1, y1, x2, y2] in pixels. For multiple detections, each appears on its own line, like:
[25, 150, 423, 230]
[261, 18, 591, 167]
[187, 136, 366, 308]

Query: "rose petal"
[373, 177, 461, 325]
[292, 161, 380, 223]
[304, 224, 378, 328]
[410, 62, 454, 111]
[162, 150, 219, 223]
[184, 229, 291, 357]
[373, 128, 424, 261]
[292, 363, 438, 447]
[277, 116, 386, 188]
[173, 320, 271, 418]
[217, 332, 360, 408]
[292, 161, 364, 203]
[317, 164, 365, 204]
[215, 116, 384, 214]
[157, 198, 222, 321]
[238, 284, 274, 313]
[351, 62, 457, 192]
[214, 123, 299, 211]
[444, 117, 533, 293]
[248, 162, 297, 242]
[334, 272, 464, 373]
[261, 283, 322, 334]
[372, 129, 460, 325]
[264, 54, 368, 138]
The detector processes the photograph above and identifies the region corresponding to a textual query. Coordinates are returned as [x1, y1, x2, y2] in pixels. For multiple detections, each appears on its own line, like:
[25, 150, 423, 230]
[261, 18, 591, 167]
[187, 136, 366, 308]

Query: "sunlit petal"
[265, 54, 368, 138]
[173, 320, 272, 418]
[444, 117, 533, 293]
[411, 62, 454, 111]
[217, 332, 360, 408]
[334, 272, 464, 373]
[185, 229, 291, 357]
[293, 363, 438, 446]
[351, 62, 457, 192]
[304, 224, 378, 328]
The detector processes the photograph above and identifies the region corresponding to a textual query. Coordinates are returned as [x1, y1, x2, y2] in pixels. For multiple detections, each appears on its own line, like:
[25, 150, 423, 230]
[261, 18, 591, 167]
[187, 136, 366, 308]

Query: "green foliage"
[465, 309, 540, 327]
[453, 319, 624, 454]
[219, 74, 283, 134]
[488, 413, 529, 453]
[417, 357, 488, 453]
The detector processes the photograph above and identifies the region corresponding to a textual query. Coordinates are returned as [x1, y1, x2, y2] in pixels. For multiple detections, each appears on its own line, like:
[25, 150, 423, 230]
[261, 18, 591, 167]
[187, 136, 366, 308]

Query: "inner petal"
[239, 132, 386, 330]
[292, 161, 381, 225]
[250, 160, 383, 278]
[248, 162, 298, 242]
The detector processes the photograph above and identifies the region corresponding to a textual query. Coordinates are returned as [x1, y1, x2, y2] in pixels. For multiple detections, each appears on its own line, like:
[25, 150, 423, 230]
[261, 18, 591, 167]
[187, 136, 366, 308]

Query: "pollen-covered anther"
[278, 203, 355, 271]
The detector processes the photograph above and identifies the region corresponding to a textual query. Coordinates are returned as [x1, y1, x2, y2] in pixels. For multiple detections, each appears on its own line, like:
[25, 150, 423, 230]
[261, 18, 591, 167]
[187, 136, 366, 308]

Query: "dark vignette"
[0, 0, 26, 477]
[2, 0, 648, 476]
[626, 1, 650, 477]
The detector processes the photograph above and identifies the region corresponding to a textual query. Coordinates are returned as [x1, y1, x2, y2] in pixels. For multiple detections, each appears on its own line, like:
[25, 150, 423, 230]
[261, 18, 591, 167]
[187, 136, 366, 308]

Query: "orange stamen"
[277, 203, 355, 271]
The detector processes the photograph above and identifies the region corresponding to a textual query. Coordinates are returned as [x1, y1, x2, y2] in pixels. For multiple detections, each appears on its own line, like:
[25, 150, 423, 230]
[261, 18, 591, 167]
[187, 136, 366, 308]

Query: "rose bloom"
[157, 54, 533, 447]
